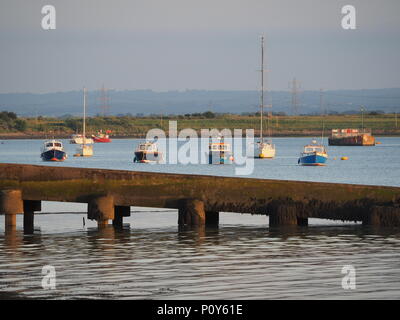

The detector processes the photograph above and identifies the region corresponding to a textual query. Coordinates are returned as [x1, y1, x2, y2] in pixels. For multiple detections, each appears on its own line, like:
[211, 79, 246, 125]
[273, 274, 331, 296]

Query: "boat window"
[46, 143, 54, 147]
[305, 147, 324, 153]
[55, 143, 62, 147]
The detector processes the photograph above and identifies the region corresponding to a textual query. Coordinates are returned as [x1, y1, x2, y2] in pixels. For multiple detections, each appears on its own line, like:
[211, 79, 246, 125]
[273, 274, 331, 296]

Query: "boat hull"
[92, 136, 111, 143]
[298, 154, 327, 166]
[41, 149, 67, 162]
[255, 147, 276, 159]
[254, 141, 276, 158]
[70, 137, 94, 144]
[209, 152, 233, 164]
[134, 151, 162, 163]
[328, 134, 375, 146]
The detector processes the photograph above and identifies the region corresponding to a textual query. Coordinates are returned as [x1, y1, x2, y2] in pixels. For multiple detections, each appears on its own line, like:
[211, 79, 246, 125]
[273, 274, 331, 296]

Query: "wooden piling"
[113, 206, 130, 228]
[363, 206, 400, 227]
[178, 199, 205, 226]
[88, 195, 114, 228]
[0, 190, 23, 232]
[23, 200, 41, 234]
[269, 201, 298, 226]
[297, 217, 309, 226]
[205, 211, 219, 226]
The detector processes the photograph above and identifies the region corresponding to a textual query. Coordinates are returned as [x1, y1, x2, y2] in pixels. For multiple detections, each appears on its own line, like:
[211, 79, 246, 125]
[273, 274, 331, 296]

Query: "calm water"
[1, 137, 400, 299]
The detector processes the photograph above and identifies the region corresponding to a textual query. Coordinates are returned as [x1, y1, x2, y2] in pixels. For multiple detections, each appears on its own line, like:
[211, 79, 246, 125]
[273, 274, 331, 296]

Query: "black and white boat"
[133, 141, 163, 163]
[41, 139, 67, 161]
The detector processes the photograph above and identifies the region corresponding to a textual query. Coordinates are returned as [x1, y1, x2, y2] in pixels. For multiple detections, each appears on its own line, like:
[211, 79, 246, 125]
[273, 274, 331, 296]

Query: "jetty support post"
[113, 206, 130, 228]
[205, 211, 219, 227]
[23, 200, 41, 234]
[268, 201, 308, 227]
[362, 206, 400, 227]
[0, 190, 24, 233]
[88, 195, 115, 228]
[178, 199, 206, 226]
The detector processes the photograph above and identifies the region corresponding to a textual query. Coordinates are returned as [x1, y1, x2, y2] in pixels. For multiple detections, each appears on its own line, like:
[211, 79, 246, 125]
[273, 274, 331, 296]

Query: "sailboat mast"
[260, 36, 264, 142]
[83, 87, 86, 146]
[320, 88, 325, 144]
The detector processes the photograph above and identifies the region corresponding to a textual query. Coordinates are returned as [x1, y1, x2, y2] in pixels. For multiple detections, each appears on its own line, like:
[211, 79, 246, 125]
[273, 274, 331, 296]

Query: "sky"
[0, 0, 400, 93]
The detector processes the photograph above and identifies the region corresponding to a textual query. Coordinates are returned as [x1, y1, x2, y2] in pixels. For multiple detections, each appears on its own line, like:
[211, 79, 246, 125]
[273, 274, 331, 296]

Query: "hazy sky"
[0, 0, 400, 93]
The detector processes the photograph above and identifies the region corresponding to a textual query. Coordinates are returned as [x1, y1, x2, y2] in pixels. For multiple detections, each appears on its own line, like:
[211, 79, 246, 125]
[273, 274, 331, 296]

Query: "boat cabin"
[42, 140, 64, 151]
[303, 145, 326, 154]
[209, 143, 231, 152]
[136, 142, 159, 152]
[45, 141, 62, 148]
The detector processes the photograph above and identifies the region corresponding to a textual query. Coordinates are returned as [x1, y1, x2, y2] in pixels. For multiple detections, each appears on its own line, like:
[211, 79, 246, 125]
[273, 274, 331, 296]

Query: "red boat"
[92, 130, 112, 143]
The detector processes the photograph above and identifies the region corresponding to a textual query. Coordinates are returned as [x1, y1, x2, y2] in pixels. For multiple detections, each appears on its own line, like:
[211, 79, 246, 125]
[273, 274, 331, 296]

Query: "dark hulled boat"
[133, 141, 163, 163]
[41, 140, 67, 161]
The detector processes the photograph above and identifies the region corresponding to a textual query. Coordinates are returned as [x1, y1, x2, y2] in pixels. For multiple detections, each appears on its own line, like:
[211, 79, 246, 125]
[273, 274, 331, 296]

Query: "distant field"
[0, 113, 399, 138]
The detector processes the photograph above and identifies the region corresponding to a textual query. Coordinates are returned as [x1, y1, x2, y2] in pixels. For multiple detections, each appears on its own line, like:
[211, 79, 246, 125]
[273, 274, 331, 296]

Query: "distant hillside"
[0, 88, 399, 117]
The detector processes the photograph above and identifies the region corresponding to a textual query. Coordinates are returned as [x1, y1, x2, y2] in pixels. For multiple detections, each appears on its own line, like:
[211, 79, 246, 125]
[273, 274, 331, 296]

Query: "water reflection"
[1, 223, 400, 299]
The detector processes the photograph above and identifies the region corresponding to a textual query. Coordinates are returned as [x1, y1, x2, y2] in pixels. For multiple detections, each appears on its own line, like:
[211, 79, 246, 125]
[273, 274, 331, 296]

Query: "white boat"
[133, 141, 162, 163]
[254, 36, 276, 159]
[70, 134, 94, 145]
[40, 139, 67, 161]
[74, 87, 93, 157]
[256, 140, 275, 159]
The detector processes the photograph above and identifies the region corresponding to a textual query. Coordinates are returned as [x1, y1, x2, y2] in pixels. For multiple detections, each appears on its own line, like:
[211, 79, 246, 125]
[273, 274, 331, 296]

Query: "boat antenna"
[260, 35, 264, 143]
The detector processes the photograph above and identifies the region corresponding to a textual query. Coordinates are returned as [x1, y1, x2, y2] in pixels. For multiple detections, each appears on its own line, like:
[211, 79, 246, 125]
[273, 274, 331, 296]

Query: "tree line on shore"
[0, 110, 398, 136]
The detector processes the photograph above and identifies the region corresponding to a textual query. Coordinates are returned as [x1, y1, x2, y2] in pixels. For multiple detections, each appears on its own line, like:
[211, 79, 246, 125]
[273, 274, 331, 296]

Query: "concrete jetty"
[1, 163, 400, 233]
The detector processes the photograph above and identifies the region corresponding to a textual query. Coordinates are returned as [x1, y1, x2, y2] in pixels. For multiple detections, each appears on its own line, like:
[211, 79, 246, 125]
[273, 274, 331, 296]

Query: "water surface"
[1, 137, 399, 299]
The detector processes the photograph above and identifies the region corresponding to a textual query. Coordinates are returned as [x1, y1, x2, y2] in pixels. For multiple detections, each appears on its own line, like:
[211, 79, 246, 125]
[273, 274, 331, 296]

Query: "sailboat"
[255, 36, 276, 159]
[74, 87, 93, 157]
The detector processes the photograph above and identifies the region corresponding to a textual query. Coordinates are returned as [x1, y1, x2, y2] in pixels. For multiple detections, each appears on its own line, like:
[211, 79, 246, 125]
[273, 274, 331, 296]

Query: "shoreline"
[1, 133, 399, 140]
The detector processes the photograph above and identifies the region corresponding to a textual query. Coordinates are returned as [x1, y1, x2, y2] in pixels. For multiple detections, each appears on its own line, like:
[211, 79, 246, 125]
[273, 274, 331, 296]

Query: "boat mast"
[260, 36, 264, 143]
[83, 87, 86, 147]
[320, 88, 325, 144]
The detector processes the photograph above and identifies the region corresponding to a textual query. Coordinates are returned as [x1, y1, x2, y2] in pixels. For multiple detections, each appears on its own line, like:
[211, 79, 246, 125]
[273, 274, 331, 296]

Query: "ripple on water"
[1, 219, 400, 299]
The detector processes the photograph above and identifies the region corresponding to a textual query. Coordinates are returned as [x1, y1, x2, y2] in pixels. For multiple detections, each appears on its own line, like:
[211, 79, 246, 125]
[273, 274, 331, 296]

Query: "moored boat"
[92, 130, 112, 143]
[209, 136, 233, 164]
[256, 140, 276, 159]
[133, 141, 163, 163]
[298, 140, 328, 166]
[73, 87, 94, 157]
[41, 139, 67, 161]
[69, 134, 94, 144]
[254, 36, 276, 159]
[328, 129, 375, 146]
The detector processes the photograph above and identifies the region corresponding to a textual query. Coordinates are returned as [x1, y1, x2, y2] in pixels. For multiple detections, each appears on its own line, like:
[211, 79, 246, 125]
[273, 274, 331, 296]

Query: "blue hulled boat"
[41, 140, 67, 162]
[298, 140, 328, 166]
